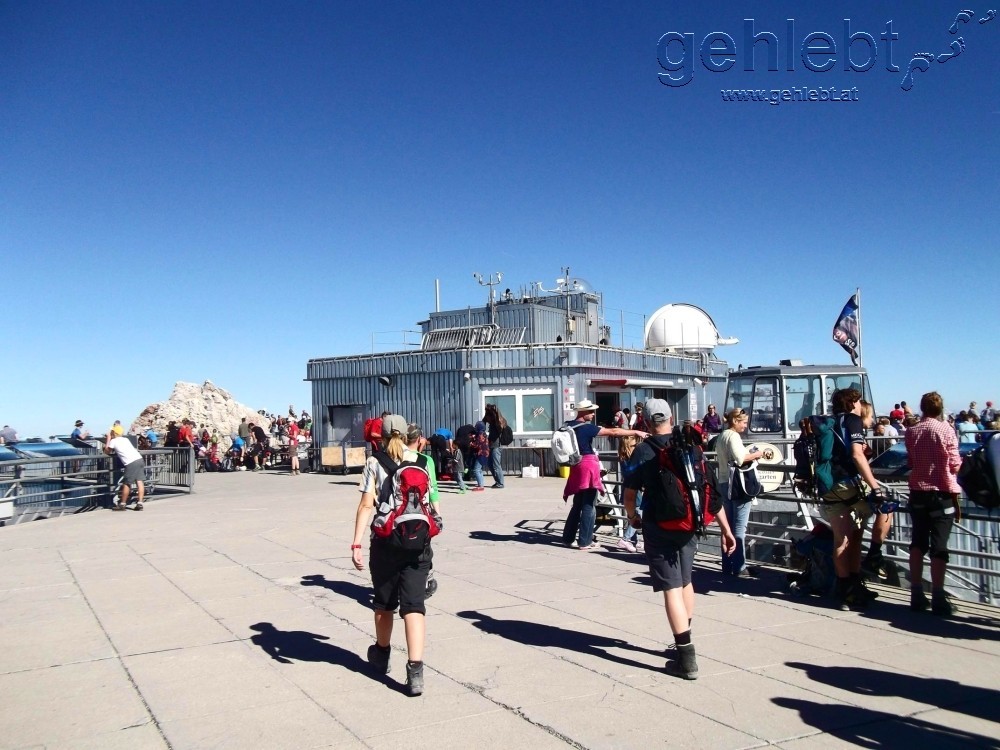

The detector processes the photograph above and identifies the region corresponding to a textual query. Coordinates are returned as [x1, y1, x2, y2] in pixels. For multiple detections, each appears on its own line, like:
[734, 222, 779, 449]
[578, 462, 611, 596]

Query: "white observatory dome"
[644, 303, 737, 352]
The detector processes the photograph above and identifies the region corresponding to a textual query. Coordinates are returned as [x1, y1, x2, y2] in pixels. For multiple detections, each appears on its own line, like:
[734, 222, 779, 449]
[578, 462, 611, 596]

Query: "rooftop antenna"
[473, 271, 503, 325]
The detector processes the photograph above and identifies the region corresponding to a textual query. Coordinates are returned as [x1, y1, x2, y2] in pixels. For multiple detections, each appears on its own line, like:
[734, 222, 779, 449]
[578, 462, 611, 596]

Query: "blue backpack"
[804, 415, 857, 499]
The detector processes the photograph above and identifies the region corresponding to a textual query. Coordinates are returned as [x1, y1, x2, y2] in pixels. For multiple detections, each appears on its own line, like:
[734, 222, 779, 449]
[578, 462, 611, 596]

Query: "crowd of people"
[9, 388, 988, 693]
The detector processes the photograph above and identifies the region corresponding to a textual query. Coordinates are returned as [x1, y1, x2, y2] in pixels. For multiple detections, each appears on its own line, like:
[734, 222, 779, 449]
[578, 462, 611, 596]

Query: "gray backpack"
[551, 422, 584, 466]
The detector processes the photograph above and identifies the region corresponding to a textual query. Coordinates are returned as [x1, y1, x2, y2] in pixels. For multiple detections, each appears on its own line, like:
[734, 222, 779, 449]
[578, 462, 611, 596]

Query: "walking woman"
[715, 408, 764, 577]
[351, 414, 440, 696]
[483, 403, 506, 488]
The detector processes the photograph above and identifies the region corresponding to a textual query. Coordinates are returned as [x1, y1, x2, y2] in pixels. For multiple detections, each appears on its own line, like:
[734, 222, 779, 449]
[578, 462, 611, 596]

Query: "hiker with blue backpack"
[351, 415, 442, 696]
[905, 391, 963, 616]
[817, 388, 886, 611]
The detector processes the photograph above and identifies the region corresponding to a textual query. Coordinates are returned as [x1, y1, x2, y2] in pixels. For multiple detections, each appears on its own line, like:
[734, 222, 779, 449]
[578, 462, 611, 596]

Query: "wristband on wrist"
[350, 544, 362, 550]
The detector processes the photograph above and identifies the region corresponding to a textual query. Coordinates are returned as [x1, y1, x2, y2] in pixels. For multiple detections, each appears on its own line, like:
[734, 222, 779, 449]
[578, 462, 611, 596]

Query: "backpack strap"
[373, 451, 398, 476]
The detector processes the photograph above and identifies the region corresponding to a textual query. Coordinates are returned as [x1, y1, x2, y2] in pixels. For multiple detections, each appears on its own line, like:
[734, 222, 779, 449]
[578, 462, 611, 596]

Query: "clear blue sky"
[3, 1, 998, 438]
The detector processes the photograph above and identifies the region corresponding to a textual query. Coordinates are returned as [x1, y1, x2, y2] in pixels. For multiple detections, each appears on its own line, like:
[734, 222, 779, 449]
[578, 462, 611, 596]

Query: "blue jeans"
[722, 482, 752, 575]
[563, 489, 598, 547]
[472, 459, 485, 488]
[489, 445, 504, 487]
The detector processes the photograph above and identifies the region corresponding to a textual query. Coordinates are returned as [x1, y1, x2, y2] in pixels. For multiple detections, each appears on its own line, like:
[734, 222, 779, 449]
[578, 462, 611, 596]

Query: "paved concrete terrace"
[1, 472, 999, 750]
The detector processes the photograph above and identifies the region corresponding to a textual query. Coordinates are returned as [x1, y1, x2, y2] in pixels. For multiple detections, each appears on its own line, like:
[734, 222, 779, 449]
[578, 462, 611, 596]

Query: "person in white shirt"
[105, 425, 146, 510]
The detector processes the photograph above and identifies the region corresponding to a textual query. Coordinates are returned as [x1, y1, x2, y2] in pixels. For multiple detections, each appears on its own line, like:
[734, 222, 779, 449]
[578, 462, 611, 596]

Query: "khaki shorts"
[819, 496, 872, 529]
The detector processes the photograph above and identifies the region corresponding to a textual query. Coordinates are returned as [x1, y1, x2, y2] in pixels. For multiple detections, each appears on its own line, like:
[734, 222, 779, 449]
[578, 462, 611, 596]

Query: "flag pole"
[855, 286, 863, 368]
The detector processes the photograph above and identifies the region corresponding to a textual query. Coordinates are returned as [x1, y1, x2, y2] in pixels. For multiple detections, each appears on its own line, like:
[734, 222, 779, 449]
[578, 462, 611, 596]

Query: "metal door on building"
[327, 406, 366, 446]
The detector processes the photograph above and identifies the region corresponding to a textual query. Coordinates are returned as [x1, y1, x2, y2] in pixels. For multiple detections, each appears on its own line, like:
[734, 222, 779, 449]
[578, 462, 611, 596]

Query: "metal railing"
[1, 448, 195, 525]
[586, 449, 1000, 605]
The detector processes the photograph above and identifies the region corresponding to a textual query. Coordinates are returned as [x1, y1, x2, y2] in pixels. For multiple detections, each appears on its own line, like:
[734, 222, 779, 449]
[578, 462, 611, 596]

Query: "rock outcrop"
[130, 381, 270, 437]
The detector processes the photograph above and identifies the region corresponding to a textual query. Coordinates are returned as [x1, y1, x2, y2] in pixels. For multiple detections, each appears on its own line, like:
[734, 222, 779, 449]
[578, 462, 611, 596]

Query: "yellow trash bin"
[557, 465, 570, 479]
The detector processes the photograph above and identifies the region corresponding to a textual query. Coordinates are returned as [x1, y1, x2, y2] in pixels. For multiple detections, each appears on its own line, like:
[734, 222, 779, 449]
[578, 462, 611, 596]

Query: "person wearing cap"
[562, 399, 648, 551]
[351, 414, 440, 697]
[71, 420, 89, 440]
[621, 398, 736, 680]
[105, 424, 146, 510]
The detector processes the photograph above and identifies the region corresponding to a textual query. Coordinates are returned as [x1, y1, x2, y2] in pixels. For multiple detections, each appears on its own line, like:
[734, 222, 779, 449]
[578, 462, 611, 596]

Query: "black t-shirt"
[251, 425, 268, 443]
[833, 412, 866, 474]
[624, 434, 696, 544]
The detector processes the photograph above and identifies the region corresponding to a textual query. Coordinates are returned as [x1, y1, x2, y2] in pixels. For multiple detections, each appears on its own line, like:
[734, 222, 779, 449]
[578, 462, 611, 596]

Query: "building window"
[484, 389, 555, 435]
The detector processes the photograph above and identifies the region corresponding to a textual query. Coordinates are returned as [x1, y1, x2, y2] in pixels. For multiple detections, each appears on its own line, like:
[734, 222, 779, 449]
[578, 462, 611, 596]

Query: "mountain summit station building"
[306, 277, 734, 475]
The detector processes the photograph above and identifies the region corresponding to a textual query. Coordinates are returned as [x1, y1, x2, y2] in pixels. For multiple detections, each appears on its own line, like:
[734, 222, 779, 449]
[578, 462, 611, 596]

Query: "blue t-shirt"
[566, 421, 601, 455]
[433, 428, 454, 440]
[71, 428, 83, 439]
[233, 436, 245, 450]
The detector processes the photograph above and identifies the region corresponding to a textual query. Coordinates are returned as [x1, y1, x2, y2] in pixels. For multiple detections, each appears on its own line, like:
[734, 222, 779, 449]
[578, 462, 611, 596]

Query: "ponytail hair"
[383, 433, 405, 462]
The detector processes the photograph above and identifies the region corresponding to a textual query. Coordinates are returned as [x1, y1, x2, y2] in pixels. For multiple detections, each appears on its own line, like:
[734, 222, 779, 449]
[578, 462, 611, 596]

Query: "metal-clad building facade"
[306, 289, 730, 457]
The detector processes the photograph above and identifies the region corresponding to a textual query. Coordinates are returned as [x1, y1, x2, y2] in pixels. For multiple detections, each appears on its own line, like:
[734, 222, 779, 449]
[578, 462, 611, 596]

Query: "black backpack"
[957, 436, 1000, 509]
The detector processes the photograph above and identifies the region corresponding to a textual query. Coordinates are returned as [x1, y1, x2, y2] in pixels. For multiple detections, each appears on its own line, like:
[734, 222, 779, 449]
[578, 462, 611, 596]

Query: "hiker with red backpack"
[622, 398, 736, 680]
[351, 414, 442, 696]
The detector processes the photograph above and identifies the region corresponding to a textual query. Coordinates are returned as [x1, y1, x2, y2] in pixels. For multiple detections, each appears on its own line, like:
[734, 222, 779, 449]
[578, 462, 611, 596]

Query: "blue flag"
[832, 294, 860, 365]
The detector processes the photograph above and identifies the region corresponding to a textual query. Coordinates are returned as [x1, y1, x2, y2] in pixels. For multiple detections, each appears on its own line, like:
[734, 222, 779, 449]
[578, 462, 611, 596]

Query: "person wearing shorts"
[351, 414, 439, 696]
[905, 391, 962, 616]
[105, 425, 145, 510]
[622, 399, 735, 681]
[821, 388, 884, 611]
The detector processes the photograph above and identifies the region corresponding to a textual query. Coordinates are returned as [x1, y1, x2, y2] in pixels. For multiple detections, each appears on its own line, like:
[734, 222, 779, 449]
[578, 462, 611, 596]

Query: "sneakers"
[458, 488, 467, 495]
[471, 487, 485, 492]
[910, 588, 930, 612]
[616, 538, 637, 553]
[577, 544, 598, 552]
[490, 483, 504, 489]
[635, 540, 645, 554]
[406, 661, 424, 696]
[366, 643, 391, 674]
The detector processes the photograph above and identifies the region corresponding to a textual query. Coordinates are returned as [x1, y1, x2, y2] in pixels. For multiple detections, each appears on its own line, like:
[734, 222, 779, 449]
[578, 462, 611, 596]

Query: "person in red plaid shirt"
[905, 391, 962, 616]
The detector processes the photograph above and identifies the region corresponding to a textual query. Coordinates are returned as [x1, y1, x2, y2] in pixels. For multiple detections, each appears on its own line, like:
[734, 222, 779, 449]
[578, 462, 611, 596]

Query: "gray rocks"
[130, 381, 269, 437]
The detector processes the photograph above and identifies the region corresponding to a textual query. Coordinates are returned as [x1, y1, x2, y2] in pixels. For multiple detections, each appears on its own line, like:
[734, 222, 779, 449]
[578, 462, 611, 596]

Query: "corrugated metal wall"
[309, 342, 731, 448]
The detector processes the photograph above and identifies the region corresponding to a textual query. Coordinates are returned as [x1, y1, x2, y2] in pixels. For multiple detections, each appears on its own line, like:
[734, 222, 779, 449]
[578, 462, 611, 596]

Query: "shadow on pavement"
[468, 529, 566, 546]
[248, 622, 402, 691]
[783, 662, 1000, 725]
[457, 610, 666, 672]
[301, 574, 373, 606]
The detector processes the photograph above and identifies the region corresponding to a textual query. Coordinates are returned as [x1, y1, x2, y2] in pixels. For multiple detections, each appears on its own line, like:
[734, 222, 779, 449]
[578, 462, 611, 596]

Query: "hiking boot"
[856, 578, 878, 602]
[910, 589, 930, 612]
[366, 643, 391, 674]
[861, 553, 885, 578]
[837, 587, 868, 611]
[932, 594, 953, 617]
[664, 643, 698, 680]
[406, 660, 424, 696]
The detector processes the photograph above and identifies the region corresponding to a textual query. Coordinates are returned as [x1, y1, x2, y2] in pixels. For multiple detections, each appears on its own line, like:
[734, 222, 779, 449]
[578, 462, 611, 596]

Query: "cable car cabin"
[724, 362, 873, 449]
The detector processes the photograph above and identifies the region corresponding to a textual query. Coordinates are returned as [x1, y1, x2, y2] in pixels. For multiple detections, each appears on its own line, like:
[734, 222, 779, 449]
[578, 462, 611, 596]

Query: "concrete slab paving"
[2, 471, 998, 749]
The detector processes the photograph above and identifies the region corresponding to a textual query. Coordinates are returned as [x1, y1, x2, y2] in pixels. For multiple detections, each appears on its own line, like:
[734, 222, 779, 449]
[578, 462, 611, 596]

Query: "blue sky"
[3, 1, 998, 438]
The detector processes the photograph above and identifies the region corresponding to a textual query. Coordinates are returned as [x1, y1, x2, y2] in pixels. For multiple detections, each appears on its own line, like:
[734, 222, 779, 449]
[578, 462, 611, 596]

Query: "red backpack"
[641, 432, 721, 535]
[364, 417, 383, 445]
[371, 453, 441, 551]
